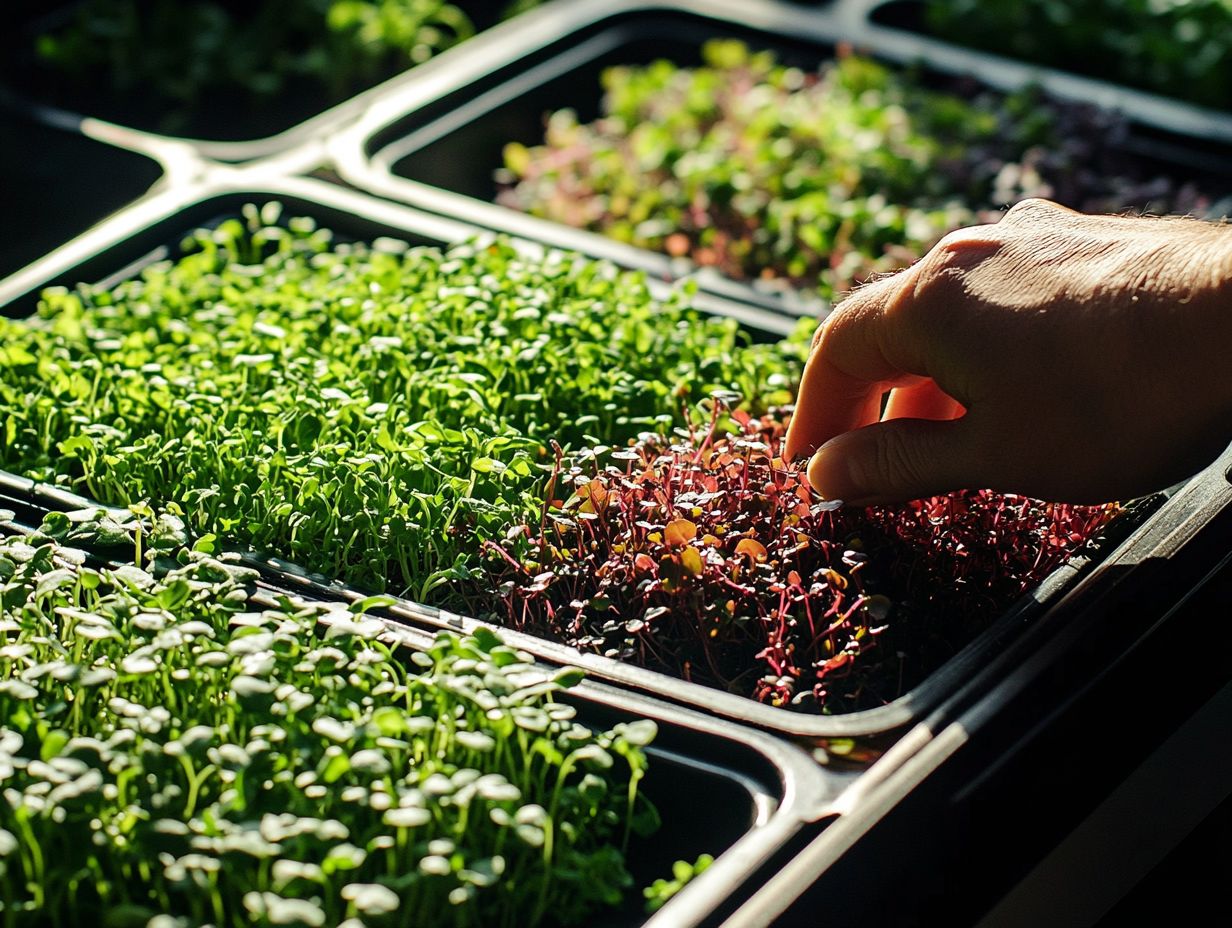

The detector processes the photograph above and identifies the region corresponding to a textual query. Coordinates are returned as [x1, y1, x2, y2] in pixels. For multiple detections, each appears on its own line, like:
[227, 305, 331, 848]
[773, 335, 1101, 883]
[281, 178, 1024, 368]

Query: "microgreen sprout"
[0, 509, 659, 926]
[644, 853, 714, 913]
[499, 39, 1208, 300]
[478, 401, 1119, 712]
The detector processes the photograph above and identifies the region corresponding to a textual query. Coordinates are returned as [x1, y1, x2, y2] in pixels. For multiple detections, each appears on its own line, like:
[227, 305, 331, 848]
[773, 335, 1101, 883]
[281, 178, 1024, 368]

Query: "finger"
[883, 379, 965, 422]
[857, 389, 884, 435]
[785, 272, 921, 462]
[806, 416, 981, 505]
[785, 348, 880, 465]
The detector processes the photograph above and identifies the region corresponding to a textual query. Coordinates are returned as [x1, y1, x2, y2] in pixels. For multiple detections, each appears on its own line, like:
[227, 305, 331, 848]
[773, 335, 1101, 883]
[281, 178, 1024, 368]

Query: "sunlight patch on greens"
[0, 203, 805, 603]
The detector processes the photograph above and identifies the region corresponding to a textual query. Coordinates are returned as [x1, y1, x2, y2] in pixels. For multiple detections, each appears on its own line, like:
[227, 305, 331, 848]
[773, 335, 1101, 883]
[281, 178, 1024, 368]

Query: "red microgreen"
[477, 399, 1119, 713]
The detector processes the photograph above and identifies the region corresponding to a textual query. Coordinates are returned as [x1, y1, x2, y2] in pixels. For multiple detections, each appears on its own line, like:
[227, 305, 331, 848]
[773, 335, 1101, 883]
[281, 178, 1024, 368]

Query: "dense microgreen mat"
[923, 0, 1232, 110]
[20, 0, 541, 134]
[482, 407, 1118, 712]
[498, 40, 1206, 301]
[0, 204, 798, 603]
[0, 508, 660, 927]
[0, 204, 1125, 712]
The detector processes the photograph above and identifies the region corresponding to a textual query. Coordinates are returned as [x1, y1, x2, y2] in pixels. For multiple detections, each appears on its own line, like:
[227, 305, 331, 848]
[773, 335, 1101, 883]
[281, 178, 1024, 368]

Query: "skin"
[784, 198, 1232, 505]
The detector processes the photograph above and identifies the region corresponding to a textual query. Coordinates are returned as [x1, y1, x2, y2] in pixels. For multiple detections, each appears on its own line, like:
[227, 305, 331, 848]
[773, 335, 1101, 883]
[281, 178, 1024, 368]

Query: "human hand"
[784, 198, 1232, 505]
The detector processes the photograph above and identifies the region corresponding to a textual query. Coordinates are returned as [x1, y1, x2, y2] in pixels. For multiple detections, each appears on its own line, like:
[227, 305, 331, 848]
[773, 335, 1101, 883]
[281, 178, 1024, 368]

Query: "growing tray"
[330, 0, 1232, 320]
[0, 176, 1190, 746]
[0, 106, 162, 281]
[0, 1, 529, 161]
[0, 493, 843, 928]
[722, 440, 1232, 928]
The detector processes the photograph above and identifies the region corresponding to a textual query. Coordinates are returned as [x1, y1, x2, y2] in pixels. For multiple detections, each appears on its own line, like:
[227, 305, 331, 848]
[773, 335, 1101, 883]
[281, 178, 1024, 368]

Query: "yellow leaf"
[820, 568, 847, 590]
[681, 546, 704, 577]
[664, 518, 698, 547]
[735, 538, 767, 562]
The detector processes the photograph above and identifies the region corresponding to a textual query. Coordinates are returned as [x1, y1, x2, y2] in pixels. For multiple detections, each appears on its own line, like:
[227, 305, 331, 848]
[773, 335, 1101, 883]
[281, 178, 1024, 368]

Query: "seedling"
[480, 402, 1118, 712]
[499, 39, 1206, 300]
[0, 508, 659, 927]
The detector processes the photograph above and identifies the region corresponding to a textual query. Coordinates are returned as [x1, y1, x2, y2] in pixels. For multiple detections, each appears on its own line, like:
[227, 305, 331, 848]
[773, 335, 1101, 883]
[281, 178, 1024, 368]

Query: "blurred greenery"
[925, 0, 1232, 109]
[27, 0, 541, 132]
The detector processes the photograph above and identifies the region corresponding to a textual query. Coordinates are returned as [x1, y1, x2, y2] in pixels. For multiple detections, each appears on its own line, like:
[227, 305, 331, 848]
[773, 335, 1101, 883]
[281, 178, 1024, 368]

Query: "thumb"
[806, 417, 979, 505]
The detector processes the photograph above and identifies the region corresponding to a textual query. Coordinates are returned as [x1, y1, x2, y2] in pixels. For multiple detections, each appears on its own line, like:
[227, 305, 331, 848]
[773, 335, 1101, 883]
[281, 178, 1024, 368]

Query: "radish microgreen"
[480, 404, 1118, 712]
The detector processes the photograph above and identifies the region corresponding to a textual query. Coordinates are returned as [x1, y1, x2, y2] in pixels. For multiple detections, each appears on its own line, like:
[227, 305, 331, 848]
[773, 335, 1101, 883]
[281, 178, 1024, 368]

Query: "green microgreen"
[644, 853, 713, 913]
[0, 508, 658, 927]
[0, 202, 797, 604]
[498, 39, 1207, 301]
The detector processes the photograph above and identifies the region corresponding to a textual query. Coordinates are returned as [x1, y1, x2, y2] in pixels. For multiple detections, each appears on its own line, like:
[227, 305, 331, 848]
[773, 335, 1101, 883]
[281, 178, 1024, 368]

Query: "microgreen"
[924, 0, 1232, 110]
[26, 0, 538, 132]
[0, 203, 794, 603]
[644, 853, 713, 913]
[0, 509, 658, 927]
[498, 40, 1208, 300]
[0, 202, 1126, 715]
[478, 403, 1118, 712]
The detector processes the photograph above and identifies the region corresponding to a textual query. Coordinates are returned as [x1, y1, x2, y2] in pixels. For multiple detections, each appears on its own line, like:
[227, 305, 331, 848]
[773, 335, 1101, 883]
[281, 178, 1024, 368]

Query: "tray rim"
[0, 505, 842, 928]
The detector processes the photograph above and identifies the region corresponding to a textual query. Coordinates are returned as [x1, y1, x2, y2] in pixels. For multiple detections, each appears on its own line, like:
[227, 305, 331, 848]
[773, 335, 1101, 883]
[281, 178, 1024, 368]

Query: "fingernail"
[808, 440, 866, 505]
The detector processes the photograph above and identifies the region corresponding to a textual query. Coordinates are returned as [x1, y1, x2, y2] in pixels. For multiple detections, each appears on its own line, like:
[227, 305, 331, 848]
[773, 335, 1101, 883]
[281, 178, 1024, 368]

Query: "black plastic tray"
[0, 494, 842, 928]
[0, 1, 527, 161]
[721, 440, 1232, 927]
[0, 176, 1183, 746]
[0, 107, 162, 281]
[332, 0, 1232, 319]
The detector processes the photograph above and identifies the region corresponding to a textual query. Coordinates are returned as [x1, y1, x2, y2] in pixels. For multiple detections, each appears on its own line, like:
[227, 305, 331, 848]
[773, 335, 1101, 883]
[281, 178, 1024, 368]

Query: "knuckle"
[934, 226, 985, 252]
[1003, 197, 1068, 223]
[885, 260, 953, 332]
[813, 294, 865, 351]
[929, 224, 1002, 264]
[809, 317, 829, 352]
